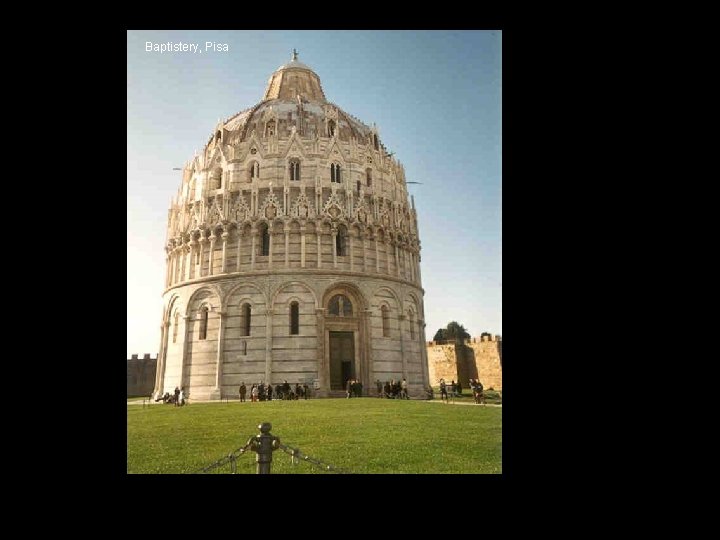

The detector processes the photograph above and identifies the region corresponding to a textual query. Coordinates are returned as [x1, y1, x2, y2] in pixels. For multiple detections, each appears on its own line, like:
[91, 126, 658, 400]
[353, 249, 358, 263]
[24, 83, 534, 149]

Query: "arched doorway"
[321, 286, 369, 394]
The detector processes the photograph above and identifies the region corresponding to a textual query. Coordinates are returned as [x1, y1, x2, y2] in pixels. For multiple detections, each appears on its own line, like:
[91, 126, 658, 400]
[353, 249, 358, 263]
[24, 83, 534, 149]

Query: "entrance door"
[329, 331, 355, 390]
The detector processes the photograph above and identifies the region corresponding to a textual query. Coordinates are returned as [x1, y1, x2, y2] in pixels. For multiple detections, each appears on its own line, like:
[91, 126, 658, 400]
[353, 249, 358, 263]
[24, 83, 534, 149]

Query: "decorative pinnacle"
[292, 48, 298, 61]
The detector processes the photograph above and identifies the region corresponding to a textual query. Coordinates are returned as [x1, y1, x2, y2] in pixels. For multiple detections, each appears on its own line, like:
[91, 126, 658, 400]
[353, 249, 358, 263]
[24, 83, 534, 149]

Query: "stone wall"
[127, 354, 157, 397]
[466, 336, 502, 391]
[426, 335, 502, 391]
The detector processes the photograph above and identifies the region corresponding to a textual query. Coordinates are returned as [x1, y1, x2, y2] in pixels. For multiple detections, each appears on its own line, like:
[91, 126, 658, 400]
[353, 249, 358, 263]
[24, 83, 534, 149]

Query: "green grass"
[127, 398, 502, 474]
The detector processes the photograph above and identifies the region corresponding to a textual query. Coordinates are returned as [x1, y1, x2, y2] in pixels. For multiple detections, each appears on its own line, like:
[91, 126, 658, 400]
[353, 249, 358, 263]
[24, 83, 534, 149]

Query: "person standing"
[267, 384, 273, 401]
[303, 383, 309, 399]
[239, 382, 246, 403]
[401, 378, 409, 399]
[179, 387, 185, 406]
[439, 379, 448, 403]
[251, 384, 258, 402]
[174, 386, 180, 407]
[346, 379, 353, 399]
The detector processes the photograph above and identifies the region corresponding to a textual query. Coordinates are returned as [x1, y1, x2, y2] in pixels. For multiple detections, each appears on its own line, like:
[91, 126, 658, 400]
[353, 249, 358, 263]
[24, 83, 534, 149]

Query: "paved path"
[128, 398, 501, 407]
[423, 400, 501, 407]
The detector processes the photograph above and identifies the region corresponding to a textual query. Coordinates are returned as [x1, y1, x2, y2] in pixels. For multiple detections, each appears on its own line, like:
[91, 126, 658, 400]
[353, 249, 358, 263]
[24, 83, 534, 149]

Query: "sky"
[127, 30, 501, 357]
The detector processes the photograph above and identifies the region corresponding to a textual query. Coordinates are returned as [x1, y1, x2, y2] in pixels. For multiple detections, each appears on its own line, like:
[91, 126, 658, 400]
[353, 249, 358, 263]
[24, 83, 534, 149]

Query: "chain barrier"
[193, 424, 353, 474]
[277, 443, 352, 474]
[194, 439, 253, 474]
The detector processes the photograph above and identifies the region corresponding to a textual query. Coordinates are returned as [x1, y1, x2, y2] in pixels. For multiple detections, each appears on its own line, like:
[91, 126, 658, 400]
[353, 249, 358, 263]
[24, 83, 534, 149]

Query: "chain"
[194, 438, 254, 474]
[277, 443, 352, 474]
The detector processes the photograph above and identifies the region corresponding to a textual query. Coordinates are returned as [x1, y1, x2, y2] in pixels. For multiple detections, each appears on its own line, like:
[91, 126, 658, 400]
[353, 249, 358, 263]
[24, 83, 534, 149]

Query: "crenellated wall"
[427, 335, 502, 391]
[127, 354, 157, 397]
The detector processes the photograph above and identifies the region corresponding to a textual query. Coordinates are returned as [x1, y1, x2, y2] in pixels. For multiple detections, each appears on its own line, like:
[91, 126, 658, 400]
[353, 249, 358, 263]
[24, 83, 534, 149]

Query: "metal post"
[249, 422, 280, 474]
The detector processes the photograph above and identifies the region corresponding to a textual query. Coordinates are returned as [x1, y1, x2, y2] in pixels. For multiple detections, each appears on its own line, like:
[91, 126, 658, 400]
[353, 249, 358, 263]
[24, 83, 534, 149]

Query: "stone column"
[331, 226, 338, 268]
[362, 309, 373, 390]
[221, 228, 229, 273]
[394, 242, 401, 278]
[361, 232, 367, 273]
[198, 230, 207, 278]
[251, 226, 256, 270]
[236, 226, 243, 272]
[375, 234, 380, 273]
[300, 225, 306, 268]
[209, 311, 226, 400]
[285, 228, 290, 268]
[168, 249, 176, 286]
[208, 231, 217, 276]
[178, 315, 191, 392]
[349, 233, 355, 272]
[268, 225, 274, 269]
[315, 307, 326, 396]
[317, 231, 322, 268]
[264, 308, 274, 384]
[164, 251, 171, 288]
[153, 321, 171, 399]
[188, 238, 197, 281]
[398, 313, 407, 379]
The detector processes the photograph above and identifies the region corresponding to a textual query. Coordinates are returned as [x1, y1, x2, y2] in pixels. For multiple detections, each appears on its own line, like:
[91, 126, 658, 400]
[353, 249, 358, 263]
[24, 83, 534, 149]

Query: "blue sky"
[127, 30, 501, 356]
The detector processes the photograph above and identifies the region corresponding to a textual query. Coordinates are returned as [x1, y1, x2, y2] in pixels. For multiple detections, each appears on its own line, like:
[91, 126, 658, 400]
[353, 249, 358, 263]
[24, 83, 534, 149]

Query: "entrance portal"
[329, 331, 355, 390]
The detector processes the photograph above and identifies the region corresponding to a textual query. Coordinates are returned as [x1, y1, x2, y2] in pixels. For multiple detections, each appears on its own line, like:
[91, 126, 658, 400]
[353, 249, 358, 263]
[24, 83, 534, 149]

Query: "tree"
[445, 321, 470, 343]
[434, 321, 470, 343]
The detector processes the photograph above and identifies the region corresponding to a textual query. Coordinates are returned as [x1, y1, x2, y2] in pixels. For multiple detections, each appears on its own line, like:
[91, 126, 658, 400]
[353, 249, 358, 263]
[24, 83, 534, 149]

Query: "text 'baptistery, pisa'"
[153, 51, 429, 400]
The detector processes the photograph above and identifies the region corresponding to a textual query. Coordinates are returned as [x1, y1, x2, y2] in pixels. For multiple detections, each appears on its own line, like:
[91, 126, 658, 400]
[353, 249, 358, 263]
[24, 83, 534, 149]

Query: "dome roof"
[218, 51, 377, 145]
[275, 49, 314, 72]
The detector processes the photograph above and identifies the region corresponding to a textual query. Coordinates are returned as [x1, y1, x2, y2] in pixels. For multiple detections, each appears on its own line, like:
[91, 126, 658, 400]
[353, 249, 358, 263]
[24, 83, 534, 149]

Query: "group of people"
[375, 378, 410, 399]
[345, 379, 364, 398]
[438, 378, 485, 404]
[155, 386, 186, 406]
[469, 379, 485, 405]
[238, 381, 310, 402]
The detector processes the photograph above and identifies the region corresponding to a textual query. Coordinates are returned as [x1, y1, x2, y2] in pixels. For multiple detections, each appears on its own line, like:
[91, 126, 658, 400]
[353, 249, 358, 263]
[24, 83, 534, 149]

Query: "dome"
[218, 50, 376, 145]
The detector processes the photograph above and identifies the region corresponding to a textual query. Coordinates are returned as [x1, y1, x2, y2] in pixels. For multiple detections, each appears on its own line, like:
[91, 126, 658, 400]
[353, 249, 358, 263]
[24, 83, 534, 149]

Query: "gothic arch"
[270, 281, 318, 309]
[371, 285, 401, 310]
[224, 281, 268, 308]
[321, 281, 368, 311]
[185, 286, 221, 316]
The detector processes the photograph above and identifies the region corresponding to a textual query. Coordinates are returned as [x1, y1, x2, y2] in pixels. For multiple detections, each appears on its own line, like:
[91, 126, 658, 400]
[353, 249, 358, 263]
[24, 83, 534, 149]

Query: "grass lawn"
[127, 398, 501, 474]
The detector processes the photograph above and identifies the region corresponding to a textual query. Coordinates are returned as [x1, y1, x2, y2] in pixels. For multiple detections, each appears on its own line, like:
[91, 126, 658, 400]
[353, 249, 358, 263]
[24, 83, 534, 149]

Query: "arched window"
[381, 305, 390, 337]
[328, 294, 353, 317]
[328, 119, 336, 137]
[336, 226, 347, 256]
[357, 180, 361, 194]
[409, 311, 415, 340]
[216, 130, 221, 142]
[331, 163, 342, 183]
[240, 303, 251, 336]
[173, 312, 179, 343]
[373, 134, 379, 151]
[249, 161, 259, 181]
[289, 301, 299, 335]
[240, 340, 247, 355]
[366, 168, 372, 187]
[260, 223, 270, 256]
[266, 120, 275, 137]
[199, 306, 209, 340]
[289, 159, 301, 181]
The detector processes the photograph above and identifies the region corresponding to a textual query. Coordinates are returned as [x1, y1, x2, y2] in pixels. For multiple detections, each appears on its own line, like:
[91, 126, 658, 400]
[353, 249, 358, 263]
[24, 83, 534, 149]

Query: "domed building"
[153, 52, 429, 400]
